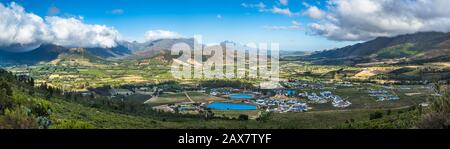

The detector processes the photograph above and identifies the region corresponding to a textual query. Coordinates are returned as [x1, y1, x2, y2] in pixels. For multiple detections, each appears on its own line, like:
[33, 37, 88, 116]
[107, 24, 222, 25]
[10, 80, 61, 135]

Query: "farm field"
[3, 56, 446, 129]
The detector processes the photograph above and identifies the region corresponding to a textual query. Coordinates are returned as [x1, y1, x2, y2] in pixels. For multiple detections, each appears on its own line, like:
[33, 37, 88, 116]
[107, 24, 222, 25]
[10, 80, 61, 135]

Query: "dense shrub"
[0, 106, 38, 129]
[417, 93, 450, 129]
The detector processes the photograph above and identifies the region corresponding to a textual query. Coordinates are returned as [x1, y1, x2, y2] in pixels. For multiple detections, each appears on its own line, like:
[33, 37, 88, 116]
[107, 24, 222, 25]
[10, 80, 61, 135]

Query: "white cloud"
[144, 30, 182, 41]
[302, 2, 310, 7]
[264, 20, 301, 30]
[0, 2, 52, 51]
[279, 0, 288, 6]
[292, 20, 301, 26]
[0, 2, 121, 51]
[46, 16, 120, 48]
[308, 0, 450, 41]
[242, 2, 298, 17]
[271, 6, 294, 16]
[303, 6, 325, 19]
[241, 2, 266, 12]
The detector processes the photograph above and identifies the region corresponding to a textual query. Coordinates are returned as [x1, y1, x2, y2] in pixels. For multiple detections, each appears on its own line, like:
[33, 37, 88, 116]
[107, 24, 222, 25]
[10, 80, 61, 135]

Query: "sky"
[1, 0, 450, 52]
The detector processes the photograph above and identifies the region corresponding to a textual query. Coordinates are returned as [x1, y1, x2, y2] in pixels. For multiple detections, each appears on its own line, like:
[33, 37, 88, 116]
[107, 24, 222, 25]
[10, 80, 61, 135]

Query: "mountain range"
[1, 32, 450, 66]
[0, 38, 199, 65]
[304, 32, 450, 65]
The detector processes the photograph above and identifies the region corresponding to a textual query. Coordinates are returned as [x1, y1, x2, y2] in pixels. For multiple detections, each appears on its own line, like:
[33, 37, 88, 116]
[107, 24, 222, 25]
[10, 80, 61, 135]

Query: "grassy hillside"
[305, 32, 450, 65]
[375, 43, 419, 59]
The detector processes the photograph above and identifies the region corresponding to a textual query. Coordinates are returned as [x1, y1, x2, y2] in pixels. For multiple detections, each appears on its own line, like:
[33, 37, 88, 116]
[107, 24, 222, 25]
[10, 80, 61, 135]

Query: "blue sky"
[3, 0, 449, 51]
[0, 0, 359, 51]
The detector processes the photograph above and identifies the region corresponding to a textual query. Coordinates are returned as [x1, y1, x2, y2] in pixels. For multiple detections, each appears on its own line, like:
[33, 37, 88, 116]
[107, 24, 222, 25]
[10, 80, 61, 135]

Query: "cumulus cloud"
[0, 2, 53, 52]
[47, 16, 120, 48]
[303, 6, 325, 19]
[144, 30, 182, 41]
[308, 0, 450, 41]
[0, 2, 121, 52]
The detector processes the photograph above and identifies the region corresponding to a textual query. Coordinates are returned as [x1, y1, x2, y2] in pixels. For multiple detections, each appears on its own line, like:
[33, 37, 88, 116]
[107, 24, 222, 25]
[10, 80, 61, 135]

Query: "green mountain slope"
[306, 32, 450, 65]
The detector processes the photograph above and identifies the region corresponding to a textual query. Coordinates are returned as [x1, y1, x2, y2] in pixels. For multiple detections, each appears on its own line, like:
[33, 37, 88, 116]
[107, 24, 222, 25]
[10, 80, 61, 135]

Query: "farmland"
[3, 54, 448, 129]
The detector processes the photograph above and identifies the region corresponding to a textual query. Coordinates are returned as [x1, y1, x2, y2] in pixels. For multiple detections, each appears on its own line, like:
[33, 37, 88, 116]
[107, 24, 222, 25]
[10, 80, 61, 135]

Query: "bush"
[0, 91, 15, 112]
[31, 102, 52, 117]
[416, 112, 450, 129]
[36, 116, 52, 129]
[369, 112, 383, 120]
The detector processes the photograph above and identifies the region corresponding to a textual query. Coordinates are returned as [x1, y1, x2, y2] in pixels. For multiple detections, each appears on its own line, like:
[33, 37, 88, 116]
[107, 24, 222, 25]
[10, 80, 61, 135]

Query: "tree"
[417, 92, 450, 129]
[204, 109, 214, 119]
[0, 89, 14, 112]
[0, 79, 13, 96]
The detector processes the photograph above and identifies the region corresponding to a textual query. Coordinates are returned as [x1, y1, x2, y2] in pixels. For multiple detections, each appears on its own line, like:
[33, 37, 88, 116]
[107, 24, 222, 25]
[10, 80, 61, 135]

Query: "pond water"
[207, 102, 257, 110]
[229, 93, 254, 99]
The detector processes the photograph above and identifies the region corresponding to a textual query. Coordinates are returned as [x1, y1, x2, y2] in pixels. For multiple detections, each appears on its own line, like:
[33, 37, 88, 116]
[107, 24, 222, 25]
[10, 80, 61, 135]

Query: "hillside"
[0, 44, 68, 65]
[0, 44, 127, 65]
[306, 32, 450, 65]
